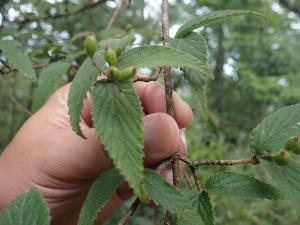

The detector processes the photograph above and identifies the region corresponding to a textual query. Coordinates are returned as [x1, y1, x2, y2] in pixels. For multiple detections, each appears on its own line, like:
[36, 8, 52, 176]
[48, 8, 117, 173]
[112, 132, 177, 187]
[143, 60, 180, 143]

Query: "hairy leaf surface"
[68, 52, 105, 138]
[144, 169, 203, 225]
[205, 172, 284, 200]
[78, 169, 122, 225]
[98, 34, 135, 51]
[178, 191, 214, 225]
[176, 10, 265, 38]
[32, 61, 70, 112]
[250, 104, 300, 156]
[118, 45, 209, 76]
[263, 159, 300, 217]
[170, 33, 210, 119]
[0, 188, 50, 225]
[0, 40, 36, 81]
[92, 80, 144, 197]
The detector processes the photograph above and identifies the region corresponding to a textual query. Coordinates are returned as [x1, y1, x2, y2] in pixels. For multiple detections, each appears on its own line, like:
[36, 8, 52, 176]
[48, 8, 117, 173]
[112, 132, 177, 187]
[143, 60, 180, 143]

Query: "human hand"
[0, 80, 193, 225]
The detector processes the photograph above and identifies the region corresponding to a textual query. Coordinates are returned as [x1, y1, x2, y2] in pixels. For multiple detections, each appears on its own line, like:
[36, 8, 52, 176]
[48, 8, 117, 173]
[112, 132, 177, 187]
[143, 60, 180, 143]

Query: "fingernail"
[180, 128, 187, 149]
[164, 169, 173, 185]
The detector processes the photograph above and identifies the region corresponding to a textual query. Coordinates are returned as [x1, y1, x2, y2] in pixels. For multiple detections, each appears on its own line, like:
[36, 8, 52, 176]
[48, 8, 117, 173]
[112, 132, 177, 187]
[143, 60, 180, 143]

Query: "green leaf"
[32, 61, 70, 112]
[176, 10, 265, 38]
[0, 187, 50, 225]
[170, 33, 210, 119]
[99, 27, 127, 40]
[92, 80, 144, 197]
[118, 45, 209, 76]
[70, 31, 90, 43]
[178, 192, 214, 225]
[0, 40, 36, 81]
[205, 172, 284, 200]
[250, 104, 300, 156]
[170, 32, 209, 66]
[144, 169, 203, 225]
[78, 169, 123, 225]
[98, 34, 135, 51]
[195, 192, 214, 225]
[262, 159, 300, 217]
[186, 70, 208, 120]
[68, 52, 105, 138]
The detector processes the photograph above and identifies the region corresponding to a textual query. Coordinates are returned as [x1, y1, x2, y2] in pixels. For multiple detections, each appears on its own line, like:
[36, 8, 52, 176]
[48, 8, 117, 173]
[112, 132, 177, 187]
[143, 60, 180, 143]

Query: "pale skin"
[0, 80, 193, 224]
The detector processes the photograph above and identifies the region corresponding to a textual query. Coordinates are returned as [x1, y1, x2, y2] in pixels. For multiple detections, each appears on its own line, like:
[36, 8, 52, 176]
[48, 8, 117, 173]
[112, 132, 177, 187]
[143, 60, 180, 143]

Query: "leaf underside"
[262, 159, 300, 217]
[170, 32, 210, 120]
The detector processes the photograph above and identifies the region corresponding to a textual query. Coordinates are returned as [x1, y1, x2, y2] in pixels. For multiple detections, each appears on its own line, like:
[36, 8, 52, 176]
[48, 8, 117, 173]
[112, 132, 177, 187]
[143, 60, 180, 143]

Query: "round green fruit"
[105, 48, 118, 66]
[84, 34, 97, 57]
[285, 136, 300, 154]
[273, 150, 291, 166]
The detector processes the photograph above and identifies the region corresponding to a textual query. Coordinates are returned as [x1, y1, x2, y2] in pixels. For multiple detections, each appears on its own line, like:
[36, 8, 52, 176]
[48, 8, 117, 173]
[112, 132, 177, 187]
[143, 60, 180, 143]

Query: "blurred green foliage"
[1, 0, 300, 224]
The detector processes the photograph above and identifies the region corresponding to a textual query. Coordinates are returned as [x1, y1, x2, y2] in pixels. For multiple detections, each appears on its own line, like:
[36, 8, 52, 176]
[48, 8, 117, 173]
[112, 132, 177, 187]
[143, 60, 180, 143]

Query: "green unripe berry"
[84, 34, 97, 57]
[285, 136, 300, 154]
[109, 66, 136, 81]
[273, 150, 292, 166]
[109, 66, 122, 81]
[105, 48, 118, 66]
[119, 67, 136, 80]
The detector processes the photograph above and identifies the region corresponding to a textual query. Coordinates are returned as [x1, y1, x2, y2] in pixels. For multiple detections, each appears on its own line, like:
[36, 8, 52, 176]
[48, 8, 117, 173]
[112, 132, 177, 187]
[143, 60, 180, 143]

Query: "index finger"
[134, 81, 193, 128]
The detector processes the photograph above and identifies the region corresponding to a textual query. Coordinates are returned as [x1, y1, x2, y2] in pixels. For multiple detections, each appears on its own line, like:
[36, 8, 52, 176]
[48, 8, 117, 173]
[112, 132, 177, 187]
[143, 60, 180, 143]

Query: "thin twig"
[162, 1, 179, 223]
[171, 150, 180, 186]
[161, 0, 180, 184]
[22, 0, 107, 23]
[156, 158, 173, 174]
[107, 0, 127, 28]
[133, 68, 162, 82]
[0, 59, 11, 70]
[164, 211, 172, 225]
[191, 167, 203, 192]
[161, 0, 170, 46]
[33, 62, 49, 69]
[117, 199, 141, 225]
[183, 170, 194, 190]
[178, 155, 260, 168]
[6, 93, 32, 116]
[1, 60, 54, 75]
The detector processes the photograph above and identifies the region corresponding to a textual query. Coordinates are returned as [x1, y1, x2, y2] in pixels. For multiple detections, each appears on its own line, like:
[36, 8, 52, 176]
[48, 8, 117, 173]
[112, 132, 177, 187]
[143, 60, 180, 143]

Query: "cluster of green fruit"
[273, 136, 300, 166]
[84, 33, 136, 81]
